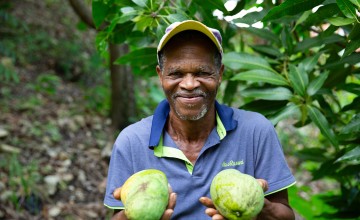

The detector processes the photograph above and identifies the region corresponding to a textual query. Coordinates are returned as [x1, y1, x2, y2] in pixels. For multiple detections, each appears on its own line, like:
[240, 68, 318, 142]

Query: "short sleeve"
[103, 133, 134, 209]
[254, 120, 296, 195]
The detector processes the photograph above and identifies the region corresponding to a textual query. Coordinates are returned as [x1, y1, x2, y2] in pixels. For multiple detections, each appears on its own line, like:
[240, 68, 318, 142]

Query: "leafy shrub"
[92, 0, 360, 217]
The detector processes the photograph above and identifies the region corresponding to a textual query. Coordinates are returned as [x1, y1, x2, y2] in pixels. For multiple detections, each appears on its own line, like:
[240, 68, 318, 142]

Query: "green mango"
[210, 169, 264, 220]
[121, 169, 169, 220]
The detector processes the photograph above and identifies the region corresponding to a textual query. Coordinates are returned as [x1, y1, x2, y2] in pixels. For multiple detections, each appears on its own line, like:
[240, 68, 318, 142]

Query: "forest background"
[0, 0, 359, 219]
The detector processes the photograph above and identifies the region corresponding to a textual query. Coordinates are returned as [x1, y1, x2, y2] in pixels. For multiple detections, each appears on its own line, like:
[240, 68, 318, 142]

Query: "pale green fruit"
[210, 169, 264, 220]
[121, 169, 169, 220]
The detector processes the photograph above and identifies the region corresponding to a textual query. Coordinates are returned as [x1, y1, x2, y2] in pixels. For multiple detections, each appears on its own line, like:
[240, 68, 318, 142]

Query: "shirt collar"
[148, 99, 237, 148]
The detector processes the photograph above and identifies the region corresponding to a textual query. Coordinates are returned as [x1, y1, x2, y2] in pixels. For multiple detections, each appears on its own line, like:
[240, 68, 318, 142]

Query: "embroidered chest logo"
[222, 160, 244, 167]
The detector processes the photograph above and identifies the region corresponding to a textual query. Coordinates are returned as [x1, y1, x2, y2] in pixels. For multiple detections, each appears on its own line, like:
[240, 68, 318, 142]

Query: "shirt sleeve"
[103, 132, 134, 209]
[254, 119, 296, 195]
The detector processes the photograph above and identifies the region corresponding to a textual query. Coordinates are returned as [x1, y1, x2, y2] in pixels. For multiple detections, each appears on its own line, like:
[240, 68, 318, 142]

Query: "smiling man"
[104, 20, 296, 220]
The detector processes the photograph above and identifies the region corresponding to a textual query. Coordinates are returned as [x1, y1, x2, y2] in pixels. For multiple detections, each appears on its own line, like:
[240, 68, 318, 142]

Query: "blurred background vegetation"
[0, 0, 359, 219]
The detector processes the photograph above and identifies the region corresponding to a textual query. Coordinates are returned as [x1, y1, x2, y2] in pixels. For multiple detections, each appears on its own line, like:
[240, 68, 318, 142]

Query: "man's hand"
[199, 179, 269, 220]
[111, 184, 177, 220]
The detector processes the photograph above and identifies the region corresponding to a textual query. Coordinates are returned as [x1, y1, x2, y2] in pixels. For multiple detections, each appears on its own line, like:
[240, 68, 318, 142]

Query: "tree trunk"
[109, 43, 135, 131]
[67, 0, 136, 131]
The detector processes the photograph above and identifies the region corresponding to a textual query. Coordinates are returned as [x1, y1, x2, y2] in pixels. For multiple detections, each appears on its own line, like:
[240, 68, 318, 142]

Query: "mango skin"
[121, 169, 169, 220]
[210, 169, 264, 220]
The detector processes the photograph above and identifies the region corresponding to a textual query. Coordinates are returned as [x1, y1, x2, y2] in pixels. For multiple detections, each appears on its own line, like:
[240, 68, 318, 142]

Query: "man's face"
[156, 36, 224, 121]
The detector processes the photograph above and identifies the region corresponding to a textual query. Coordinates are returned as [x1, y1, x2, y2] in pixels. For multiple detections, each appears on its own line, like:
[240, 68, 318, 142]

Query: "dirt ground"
[0, 0, 114, 219]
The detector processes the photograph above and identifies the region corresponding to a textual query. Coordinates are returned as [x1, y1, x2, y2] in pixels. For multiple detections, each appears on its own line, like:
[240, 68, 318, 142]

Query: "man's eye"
[169, 72, 182, 77]
[197, 72, 210, 76]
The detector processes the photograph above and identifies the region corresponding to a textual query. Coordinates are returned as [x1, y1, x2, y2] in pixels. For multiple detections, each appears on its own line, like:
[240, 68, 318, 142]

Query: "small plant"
[84, 84, 111, 116]
[0, 57, 19, 83]
[2, 154, 43, 214]
[33, 72, 61, 95]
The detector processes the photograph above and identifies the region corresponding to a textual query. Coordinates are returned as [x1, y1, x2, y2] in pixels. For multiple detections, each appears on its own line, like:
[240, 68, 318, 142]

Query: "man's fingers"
[111, 210, 128, 220]
[161, 209, 174, 220]
[212, 213, 226, 220]
[257, 179, 269, 192]
[113, 187, 122, 200]
[205, 208, 219, 216]
[199, 197, 216, 209]
[167, 192, 177, 209]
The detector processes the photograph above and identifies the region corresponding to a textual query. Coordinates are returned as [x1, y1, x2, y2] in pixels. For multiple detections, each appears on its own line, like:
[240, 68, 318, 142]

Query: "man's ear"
[156, 65, 163, 86]
[218, 64, 224, 83]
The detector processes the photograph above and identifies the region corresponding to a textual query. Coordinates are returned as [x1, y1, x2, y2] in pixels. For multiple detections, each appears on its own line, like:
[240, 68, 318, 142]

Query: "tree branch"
[68, 0, 95, 29]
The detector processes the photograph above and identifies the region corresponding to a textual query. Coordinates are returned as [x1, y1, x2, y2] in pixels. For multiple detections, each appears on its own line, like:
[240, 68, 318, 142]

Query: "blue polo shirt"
[104, 100, 296, 219]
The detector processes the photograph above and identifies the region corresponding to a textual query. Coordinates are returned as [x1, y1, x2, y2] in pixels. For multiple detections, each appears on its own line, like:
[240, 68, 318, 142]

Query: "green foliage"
[0, 3, 20, 83]
[93, 0, 360, 217]
[84, 84, 111, 116]
[0, 154, 42, 211]
[288, 186, 339, 219]
[33, 73, 62, 95]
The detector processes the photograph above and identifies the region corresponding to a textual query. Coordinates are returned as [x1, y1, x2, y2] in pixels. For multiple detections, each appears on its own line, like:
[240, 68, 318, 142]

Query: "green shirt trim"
[264, 181, 297, 196]
[216, 112, 226, 140]
[104, 203, 124, 210]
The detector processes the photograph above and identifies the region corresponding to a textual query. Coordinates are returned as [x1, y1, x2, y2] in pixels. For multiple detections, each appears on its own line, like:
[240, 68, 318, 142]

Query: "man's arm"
[257, 189, 295, 220]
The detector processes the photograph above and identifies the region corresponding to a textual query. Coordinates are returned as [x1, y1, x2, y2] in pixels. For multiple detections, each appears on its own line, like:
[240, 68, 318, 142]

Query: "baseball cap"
[157, 20, 223, 59]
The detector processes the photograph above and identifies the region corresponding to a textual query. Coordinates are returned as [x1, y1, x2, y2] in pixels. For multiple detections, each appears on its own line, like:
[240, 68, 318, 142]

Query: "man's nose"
[179, 74, 200, 90]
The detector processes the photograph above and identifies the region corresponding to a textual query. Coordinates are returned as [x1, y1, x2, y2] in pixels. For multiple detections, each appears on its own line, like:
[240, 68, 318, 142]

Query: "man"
[104, 20, 296, 219]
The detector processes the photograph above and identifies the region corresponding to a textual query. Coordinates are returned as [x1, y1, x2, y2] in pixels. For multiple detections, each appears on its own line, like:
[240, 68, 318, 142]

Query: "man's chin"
[175, 108, 208, 121]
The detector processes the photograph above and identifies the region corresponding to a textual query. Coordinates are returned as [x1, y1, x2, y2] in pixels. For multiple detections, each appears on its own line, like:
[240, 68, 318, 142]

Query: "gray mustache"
[172, 90, 207, 98]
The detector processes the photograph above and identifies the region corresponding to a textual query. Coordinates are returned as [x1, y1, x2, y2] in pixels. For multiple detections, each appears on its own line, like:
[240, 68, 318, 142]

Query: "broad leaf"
[335, 146, 360, 163]
[328, 17, 356, 26]
[336, 0, 357, 18]
[293, 10, 312, 31]
[231, 69, 288, 86]
[241, 87, 293, 100]
[307, 71, 329, 96]
[262, 0, 325, 22]
[166, 14, 189, 23]
[269, 103, 301, 125]
[115, 47, 157, 65]
[289, 64, 309, 96]
[232, 10, 267, 25]
[349, 0, 360, 7]
[92, 1, 111, 28]
[193, 0, 227, 13]
[304, 4, 340, 27]
[133, 15, 154, 32]
[341, 114, 360, 134]
[302, 53, 322, 73]
[222, 80, 239, 106]
[295, 34, 344, 52]
[250, 45, 282, 58]
[312, 158, 341, 180]
[244, 27, 281, 45]
[325, 53, 360, 68]
[118, 7, 138, 24]
[296, 148, 328, 162]
[337, 83, 360, 95]
[349, 23, 360, 40]
[132, 0, 148, 7]
[95, 32, 109, 55]
[111, 22, 136, 44]
[342, 96, 360, 111]
[240, 100, 288, 116]
[223, 52, 276, 73]
[343, 38, 360, 57]
[307, 105, 339, 147]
